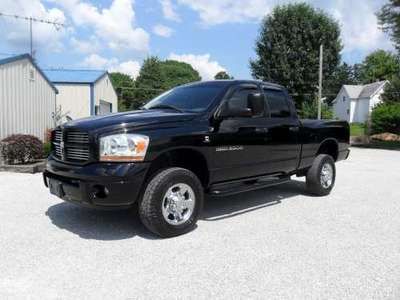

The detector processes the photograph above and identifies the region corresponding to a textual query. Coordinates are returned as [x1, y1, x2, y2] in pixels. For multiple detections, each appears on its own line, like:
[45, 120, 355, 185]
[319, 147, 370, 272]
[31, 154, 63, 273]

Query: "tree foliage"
[109, 72, 137, 111]
[382, 76, 400, 103]
[161, 60, 201, 88]
[214, 71, 233, 80]
[134, 57, 201, 107]
[250, 3, 342, 107]
[134, 57, 165, 107]
[324, 62, 361, 103]
[378, 0, 400, 51]
[299, 100, 333, 119]
[371, 102, 400, 134]
[358, 50, 400, 84]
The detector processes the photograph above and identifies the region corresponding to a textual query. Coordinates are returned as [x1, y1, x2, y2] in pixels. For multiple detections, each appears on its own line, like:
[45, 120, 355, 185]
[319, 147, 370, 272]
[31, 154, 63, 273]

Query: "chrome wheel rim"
[162, 183, 196, 225]
[320, 163, 333, 189]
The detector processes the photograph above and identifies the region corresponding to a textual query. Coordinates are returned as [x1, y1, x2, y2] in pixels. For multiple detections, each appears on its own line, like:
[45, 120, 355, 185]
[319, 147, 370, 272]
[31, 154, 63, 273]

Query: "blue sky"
[0, 0, 394, 80]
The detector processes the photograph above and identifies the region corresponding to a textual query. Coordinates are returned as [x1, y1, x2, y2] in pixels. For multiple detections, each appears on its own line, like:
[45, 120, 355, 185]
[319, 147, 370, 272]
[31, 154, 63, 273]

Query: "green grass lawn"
[350, 123, 366, 136]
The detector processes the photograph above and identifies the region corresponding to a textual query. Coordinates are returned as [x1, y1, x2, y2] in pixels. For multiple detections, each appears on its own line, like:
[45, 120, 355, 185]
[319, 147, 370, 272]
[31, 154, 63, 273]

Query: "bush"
[299, 101, 334, 119]
[0, 134, 43, 164]
[43, 142, 52, 158]
[371, 103, 400, 134]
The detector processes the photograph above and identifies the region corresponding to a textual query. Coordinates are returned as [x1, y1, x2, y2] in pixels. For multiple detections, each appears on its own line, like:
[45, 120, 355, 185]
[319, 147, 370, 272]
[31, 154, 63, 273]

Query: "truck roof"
[182, 80, 285, 90]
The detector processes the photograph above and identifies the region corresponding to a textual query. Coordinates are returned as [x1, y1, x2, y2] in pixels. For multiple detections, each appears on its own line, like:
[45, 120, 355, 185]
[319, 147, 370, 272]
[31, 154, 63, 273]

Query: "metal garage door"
[99, 100, 112, 115]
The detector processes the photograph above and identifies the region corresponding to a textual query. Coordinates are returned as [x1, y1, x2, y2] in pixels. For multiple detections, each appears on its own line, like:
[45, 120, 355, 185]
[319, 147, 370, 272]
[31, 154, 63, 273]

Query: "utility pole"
[30, 17, 33, 57]
[0, 12, 65, 59]
[318, 44, 323, 120]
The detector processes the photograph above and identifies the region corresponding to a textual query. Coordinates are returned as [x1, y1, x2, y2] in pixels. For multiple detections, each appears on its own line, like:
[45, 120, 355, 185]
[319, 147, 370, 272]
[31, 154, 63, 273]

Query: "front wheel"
[139, 167, 204, 238]
[306, 154, 336, 196]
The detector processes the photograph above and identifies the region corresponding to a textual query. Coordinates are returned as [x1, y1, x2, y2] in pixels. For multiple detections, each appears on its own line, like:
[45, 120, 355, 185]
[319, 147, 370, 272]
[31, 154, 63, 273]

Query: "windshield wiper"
[147, 104, 184, 113]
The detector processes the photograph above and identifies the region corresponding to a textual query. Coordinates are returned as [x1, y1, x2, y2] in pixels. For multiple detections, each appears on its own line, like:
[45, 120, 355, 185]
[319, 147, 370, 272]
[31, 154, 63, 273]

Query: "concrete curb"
[0, 160, 46, 174]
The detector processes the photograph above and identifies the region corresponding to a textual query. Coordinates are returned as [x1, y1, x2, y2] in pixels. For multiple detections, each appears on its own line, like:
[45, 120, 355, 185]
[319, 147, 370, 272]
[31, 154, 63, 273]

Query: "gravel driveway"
[0, 147, 399, 299]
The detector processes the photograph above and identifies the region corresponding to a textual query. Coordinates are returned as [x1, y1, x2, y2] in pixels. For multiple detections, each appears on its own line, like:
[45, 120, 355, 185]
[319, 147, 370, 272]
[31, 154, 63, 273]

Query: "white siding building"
[43, 69, 118, 121]
[332, 81, 388, 123]
[0, 54, 58, 141]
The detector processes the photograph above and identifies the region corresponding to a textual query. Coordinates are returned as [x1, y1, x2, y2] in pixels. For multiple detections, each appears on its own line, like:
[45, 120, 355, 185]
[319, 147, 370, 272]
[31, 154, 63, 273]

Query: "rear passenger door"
[262, 87, 301, 174]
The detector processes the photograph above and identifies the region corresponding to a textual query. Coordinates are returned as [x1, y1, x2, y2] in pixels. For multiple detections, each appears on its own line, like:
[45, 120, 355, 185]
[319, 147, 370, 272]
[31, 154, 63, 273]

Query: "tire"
[306, 154, 336, 196]
[139, 167, 204, 238]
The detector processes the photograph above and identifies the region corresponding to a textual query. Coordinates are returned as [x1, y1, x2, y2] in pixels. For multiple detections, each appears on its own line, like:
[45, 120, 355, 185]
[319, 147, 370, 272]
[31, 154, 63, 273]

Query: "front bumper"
[43, 156, 150, 209]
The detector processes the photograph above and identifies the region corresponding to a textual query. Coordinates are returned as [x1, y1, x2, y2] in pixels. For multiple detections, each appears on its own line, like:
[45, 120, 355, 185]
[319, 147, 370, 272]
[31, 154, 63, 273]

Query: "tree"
[378, 0, 400, 51]
[160, 60, 201, 89]
[250, 3, 342, 107]
[358, 50, 400, 83]
[381, 76, 400, 103]
[214, 71, 233, 80]
[324, 62, 360, 104]
[134, 57, 165, 106]
[109, 72, 137, 111]
[299, 101, 333, 119]
[134, 57, 201, 106]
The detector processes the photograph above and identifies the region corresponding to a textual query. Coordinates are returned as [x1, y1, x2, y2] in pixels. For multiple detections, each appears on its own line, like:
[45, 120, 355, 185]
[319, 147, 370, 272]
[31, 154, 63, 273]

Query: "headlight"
[99, 134, 149, 162]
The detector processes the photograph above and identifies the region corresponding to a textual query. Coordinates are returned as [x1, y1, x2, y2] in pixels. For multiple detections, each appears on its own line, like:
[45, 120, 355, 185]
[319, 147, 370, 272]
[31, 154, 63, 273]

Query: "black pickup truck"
[44, 80, 350, 237]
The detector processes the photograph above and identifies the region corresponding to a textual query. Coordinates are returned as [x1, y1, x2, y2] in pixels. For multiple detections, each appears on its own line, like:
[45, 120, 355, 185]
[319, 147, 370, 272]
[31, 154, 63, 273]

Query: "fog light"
[92, 185, 109, 199]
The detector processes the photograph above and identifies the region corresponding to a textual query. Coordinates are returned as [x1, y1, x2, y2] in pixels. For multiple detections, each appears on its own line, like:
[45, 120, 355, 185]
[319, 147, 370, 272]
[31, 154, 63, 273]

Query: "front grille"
[52, 129, 91, 163]
[53, 130, 62, 159]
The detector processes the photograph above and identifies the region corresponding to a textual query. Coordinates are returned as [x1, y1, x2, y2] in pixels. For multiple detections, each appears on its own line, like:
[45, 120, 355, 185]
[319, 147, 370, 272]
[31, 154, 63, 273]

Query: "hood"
[62, 109, 197, 132]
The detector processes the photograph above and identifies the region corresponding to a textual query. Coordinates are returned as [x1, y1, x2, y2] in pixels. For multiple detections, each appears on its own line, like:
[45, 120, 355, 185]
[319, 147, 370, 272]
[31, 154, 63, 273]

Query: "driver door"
[210, 84, 270, 182]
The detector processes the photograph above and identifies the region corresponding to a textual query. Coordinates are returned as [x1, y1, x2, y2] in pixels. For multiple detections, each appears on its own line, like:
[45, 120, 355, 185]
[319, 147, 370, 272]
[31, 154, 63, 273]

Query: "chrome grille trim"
[52, 129, 91, 163]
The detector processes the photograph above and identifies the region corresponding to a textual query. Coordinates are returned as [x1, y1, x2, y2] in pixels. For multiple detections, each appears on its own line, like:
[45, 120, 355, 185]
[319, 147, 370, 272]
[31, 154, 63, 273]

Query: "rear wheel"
[306, 154, 336, 196]
[139, 167, 203, 238]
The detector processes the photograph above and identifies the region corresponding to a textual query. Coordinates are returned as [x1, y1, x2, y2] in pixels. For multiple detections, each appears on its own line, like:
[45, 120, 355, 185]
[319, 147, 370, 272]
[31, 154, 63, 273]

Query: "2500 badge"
[216, 146, 244, 152]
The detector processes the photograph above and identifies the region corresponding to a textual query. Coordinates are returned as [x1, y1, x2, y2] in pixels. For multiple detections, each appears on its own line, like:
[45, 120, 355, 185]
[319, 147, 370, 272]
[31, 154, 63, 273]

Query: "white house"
[332, 81, 388, 123]
[43, 69, 118, 121]
[0, 54, 58, 141]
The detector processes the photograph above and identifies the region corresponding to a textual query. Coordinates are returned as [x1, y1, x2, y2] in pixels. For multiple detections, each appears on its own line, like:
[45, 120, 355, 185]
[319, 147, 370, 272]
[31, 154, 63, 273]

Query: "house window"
[347, 109, 350, 115]
[29, 68, 35, 81]
[343, 96, 346, 102]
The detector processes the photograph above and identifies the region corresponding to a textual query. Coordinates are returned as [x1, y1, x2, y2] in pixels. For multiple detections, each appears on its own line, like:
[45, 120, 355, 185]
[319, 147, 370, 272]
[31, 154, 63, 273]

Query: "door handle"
[289, 126, 299, 132]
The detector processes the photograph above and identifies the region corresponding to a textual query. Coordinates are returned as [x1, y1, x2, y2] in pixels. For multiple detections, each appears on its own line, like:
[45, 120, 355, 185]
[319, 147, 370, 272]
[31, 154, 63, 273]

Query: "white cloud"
[55, 0, 149, 52]
[177, 0, 270, 25]
[153, 24, 174, 37]
[160, 0, 181, 22]
[169, 53, 226, 80]
[114, 60, 141, 78]
[81, 54, 140, 78]
[176, 0, 393, 54]
[70, 36, 100, 53]
[0, 0, 67, 53]
[326, 1, 393, 53]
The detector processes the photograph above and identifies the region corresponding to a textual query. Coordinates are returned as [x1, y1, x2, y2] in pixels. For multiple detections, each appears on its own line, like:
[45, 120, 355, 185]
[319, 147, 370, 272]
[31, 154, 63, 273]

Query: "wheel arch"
[316, 138, 339, 161]
[146, 147, 210, 188]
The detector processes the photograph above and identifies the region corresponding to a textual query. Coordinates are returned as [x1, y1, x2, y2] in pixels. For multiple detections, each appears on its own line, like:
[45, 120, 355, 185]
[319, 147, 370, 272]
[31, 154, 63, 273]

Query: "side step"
[208, 175, 291, 196]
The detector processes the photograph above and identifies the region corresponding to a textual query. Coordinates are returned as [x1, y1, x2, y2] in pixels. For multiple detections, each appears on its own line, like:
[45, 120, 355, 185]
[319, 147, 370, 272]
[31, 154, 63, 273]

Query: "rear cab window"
[263, 88, 291, 118]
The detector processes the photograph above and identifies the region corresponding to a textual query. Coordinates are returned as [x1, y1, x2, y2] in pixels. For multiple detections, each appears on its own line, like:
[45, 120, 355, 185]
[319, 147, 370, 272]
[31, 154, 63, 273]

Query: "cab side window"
[228, 88, 256, 109]
[228, 87, 263, 117]
[264, 89, 291, 118]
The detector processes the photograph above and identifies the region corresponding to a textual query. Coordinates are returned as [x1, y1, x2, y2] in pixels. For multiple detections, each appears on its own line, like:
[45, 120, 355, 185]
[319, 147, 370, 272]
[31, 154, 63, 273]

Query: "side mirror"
[247, 93, 265, 116]
[218, 102, 252, 118]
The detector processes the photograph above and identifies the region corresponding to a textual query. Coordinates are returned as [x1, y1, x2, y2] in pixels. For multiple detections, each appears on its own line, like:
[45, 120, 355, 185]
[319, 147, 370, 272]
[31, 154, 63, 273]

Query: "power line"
[0, 12, 65, 58]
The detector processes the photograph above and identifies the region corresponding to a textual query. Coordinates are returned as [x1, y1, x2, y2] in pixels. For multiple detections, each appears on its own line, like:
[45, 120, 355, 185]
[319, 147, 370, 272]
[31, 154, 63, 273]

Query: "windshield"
[143, 85, 224, 113]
